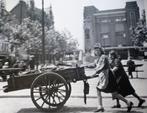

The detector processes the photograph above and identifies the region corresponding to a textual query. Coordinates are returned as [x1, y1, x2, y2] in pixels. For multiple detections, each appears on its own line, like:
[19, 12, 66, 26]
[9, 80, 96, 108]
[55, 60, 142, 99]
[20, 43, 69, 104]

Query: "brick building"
[84, 1, 140, 51]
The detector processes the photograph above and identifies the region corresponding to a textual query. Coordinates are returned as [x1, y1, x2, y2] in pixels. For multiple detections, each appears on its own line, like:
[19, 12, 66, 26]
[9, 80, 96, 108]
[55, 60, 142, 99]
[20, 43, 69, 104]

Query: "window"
[122, 18, 126, 21]
[115, 18, 121, 22]
[101, 33, 109, 39]
[115, 32, 126, 38]
[100, 24, 109, 33]
[115, 17, 126, 22]
[115, 23, 124, 32]
[100, 19, 111, 23]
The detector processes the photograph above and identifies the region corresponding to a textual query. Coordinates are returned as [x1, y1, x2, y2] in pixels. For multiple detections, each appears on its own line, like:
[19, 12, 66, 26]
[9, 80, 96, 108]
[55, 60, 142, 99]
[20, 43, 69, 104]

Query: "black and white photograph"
[0, 0, 147, 113]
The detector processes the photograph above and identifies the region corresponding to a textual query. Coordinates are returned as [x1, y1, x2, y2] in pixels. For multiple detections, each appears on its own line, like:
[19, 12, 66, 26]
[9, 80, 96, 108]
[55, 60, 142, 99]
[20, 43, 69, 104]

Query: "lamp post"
[19, 0, 23, 24]
[42, 0, 45, 64]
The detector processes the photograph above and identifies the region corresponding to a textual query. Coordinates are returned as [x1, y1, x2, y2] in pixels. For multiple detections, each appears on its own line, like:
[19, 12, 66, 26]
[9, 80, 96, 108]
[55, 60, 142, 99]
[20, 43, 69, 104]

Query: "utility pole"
[42, 0, 45, 64]
[19, 0, 23, 24]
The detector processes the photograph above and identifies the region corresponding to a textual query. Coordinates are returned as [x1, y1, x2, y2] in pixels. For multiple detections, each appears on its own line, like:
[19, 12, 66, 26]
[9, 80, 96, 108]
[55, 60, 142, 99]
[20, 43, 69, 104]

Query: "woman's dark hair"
[109, 50, 118, 58]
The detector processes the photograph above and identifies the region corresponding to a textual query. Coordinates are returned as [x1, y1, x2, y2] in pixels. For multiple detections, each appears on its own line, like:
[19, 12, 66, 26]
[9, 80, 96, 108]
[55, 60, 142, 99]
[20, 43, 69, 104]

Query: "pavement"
[0, 60, 147, 113]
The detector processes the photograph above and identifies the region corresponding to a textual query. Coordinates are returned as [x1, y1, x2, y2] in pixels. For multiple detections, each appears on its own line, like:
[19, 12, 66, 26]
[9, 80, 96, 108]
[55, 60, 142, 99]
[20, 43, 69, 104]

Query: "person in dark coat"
[29, 57, 35, 70]
[109, 50, 145, 108]
[91, 44, 133, 112]
[127, 56, 135, 78]
[0, 59, 5, 81]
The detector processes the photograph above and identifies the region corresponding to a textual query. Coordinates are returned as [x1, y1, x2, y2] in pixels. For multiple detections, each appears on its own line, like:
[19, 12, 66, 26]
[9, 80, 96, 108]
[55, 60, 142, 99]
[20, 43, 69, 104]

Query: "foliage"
[0, 1, 78, 62]
[45, 29, 78, 60]
[130, 20, 147, 46]
[0, 16, 42, 52]
[0, 14, 78, 62]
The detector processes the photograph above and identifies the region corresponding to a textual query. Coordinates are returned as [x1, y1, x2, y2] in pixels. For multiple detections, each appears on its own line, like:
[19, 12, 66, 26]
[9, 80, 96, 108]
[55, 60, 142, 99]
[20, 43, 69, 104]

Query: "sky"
[5, 0, 144, 50]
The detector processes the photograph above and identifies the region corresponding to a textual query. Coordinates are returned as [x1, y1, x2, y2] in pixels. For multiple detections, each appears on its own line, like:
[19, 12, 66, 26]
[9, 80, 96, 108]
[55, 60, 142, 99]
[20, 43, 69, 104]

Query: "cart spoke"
[52, 93, 57, 104]
[56, 83, 65, 88]
[58, 89, 66, 92]
[55, 93, 60, 103]
[55, 92, 64, 102]
[48, 95, 51, 104]
[41, 101, 45, 107]
[43, 92, 47, 96]
[35, 96, 42, 101]
[43, 94, 49, 105]
[58, 91, 65, 98]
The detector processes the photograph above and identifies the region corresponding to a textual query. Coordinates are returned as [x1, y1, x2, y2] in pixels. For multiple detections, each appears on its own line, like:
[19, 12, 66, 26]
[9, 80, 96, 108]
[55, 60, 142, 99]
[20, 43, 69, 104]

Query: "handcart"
[0, 66, 92, 112]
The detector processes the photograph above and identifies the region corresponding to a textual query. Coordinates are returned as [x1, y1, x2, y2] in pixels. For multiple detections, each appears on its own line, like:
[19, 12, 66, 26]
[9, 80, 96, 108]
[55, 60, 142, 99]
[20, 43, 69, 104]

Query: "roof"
[84, 6, 98, 19]
[94, 8, 126, 16]
[10, 1, 28, 13]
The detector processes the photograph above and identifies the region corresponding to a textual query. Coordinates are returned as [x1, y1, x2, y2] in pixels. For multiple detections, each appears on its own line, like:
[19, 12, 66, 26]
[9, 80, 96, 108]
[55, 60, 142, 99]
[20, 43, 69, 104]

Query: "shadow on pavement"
[17, 107, 96, 113]
[17, 108, 43, 113]
[17, 106, 146, 113]
[130, 77, 147, 79]
[107, 110, 143, 113]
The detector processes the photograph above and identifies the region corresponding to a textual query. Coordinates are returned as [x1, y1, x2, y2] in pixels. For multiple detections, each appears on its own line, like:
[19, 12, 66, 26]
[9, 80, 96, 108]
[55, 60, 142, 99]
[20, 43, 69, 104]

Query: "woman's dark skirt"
[98, 70, 118, 93]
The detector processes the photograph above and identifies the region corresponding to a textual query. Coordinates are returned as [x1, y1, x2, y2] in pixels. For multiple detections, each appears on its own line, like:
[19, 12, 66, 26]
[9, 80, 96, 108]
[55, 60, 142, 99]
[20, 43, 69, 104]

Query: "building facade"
[143, 0, 147, 26]
[84, 1, 140, 51]
[10, 0, 54, 28]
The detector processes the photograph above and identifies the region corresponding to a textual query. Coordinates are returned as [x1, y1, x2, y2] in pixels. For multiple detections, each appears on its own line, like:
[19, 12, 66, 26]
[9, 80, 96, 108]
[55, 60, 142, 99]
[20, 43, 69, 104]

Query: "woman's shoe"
[94, 108, 104, 112]
[138, 99, 145, 107]
[127, 102, 133, 112]
[112, 104, 121, 108]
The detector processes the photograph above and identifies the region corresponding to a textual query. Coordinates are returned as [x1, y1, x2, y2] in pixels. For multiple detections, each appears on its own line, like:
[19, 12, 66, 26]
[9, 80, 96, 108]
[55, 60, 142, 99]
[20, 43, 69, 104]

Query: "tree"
[130, 12, 147, 46]
[44, 29, 78, 63]
[1, 15, 42, 56]
[1, 3, 78, 63]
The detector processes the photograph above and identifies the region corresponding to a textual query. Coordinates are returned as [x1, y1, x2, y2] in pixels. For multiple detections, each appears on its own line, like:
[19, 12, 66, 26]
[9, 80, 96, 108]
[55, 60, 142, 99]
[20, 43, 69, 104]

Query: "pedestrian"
[127, 56, 135, 78]
[29, 57, 35, 70]
[13, 60, 20, 68]
[91, 44, 133, 112]
[0, 59, 4, 81]
[1, 62, 9, 81]
[0, 59, 3, 68]
[12, 60, 20, 76]
[19, 60, 27, 71]
[109, 50, 145, 108]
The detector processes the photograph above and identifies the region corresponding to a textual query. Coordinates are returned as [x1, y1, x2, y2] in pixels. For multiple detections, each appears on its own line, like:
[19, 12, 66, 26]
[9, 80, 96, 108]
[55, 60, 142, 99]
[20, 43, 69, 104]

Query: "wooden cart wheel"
[30, 72, 69, 112]
[67, 82, 71, 99]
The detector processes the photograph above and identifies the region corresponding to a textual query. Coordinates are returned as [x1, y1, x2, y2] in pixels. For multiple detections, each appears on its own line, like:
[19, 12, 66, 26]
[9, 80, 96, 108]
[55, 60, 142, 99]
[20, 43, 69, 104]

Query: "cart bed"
[4, 67, 86, 92]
